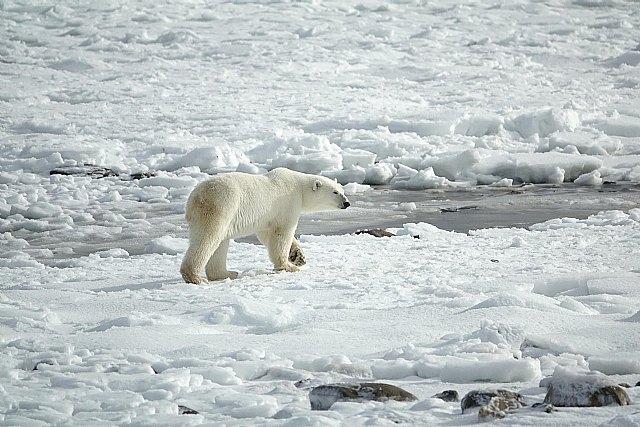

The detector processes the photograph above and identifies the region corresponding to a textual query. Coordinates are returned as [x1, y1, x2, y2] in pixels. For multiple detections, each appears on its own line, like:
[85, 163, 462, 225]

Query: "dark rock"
[636, 381, 640, 387]
[432, 390, 459, 402]
[309, 383, 417, 410]
[532, 402, 555, 413]
[295, 378, 312, 389]
[50, 164, 118, 179]
[478, 396, 523, 420]
[130, 171, 156, 180]
[32, 360, 56, 371]
[440, 205, 478, 213]
[460, 389, 524, 414]
[178, 405, 199, 415]
[543, 368, 630, 407]
[619, 383, 632, 388]
[355, 229, 395, 238]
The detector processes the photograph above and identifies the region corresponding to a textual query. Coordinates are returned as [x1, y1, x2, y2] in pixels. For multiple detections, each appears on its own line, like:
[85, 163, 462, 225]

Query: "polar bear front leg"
[259, 228, 300, 273]
[205, 238, 239, 281]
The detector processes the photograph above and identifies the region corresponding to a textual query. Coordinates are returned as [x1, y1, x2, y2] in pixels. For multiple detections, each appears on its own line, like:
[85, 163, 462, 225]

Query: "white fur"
[180, 168, 350, 284]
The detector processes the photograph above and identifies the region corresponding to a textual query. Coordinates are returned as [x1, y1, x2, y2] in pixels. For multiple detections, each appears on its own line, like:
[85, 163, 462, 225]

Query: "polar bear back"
[186, 170, 305, 239]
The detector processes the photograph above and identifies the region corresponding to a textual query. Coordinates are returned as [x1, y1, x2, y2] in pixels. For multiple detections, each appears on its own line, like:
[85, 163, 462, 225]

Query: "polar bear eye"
[333, 191, 338, 194]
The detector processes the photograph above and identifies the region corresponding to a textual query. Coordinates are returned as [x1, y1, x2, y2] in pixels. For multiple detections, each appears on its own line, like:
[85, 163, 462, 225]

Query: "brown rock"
[461, 389, 524, 414]
[478, 396, 523, 420]
[542, 367, 632, 407]
[310, 383, 417, 410]
[355, 229, 395, 238]
[532, 402, 555, 413]
[544, 381, 630, 407]
[50, 165, 118, 179]
[178, 405, 199, 415]
[433, 390, 459, 402]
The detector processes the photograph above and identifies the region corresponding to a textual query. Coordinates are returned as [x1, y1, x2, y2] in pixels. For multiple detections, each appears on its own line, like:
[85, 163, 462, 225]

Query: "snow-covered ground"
[1, 0, 640, 425]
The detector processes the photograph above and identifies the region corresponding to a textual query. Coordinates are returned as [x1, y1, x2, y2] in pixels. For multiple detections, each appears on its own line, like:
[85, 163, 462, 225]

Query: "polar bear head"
[304, 176, 350, 212]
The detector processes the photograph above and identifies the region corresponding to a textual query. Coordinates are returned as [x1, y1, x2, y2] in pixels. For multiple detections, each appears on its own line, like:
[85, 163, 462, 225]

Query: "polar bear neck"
[266, 168, 318, 213]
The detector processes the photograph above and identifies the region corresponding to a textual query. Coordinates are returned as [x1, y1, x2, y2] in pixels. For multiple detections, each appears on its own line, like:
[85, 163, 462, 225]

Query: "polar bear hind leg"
[181, 230, 216, 284]
[181, 217, 229, 284]
[205, 238, 238, 281]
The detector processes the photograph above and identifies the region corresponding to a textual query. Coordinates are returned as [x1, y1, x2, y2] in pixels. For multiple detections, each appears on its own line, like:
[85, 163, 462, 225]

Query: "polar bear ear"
[313, 180, 323, 191]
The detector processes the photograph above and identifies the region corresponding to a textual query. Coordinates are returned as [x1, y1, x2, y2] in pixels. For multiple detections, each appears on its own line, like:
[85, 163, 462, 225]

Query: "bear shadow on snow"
[180, 168, 350, 285]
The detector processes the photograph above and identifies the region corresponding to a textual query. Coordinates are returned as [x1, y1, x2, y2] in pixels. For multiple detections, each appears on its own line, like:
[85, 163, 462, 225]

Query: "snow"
[1, 0, 640, 425]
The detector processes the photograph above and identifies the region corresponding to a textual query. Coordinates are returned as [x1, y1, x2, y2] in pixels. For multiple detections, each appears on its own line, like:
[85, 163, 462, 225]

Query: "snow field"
[2, 0, 640, 424]
[2, 211, 640, 425]
[2, 1, 640, 190]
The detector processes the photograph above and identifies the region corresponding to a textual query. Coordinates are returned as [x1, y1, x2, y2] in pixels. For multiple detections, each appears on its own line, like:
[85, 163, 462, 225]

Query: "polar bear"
[180, 168, 350, 284]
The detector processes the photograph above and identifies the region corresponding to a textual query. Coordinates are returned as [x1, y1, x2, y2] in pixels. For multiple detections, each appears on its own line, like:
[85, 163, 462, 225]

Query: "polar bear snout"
[338, 192, 350, 209]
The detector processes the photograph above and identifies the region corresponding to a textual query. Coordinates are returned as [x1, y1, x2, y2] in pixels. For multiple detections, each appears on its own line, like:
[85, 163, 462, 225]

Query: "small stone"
[309, 383, 417, 410]
[295, 378, 312, 389]
[532, 402, 555, 413]
[478, 396, 523, 420]
[130, 171, 156, 180]
[619, 383, 632, 388]
[178, 405, 199, 415]
[50, 164, 117, 179]
[32, 360, 56, 371]
[355, 229, 395, 238]
[432, 390, 459, 402]
[460, 389, 524, 414]
[636, 381, 640, 387]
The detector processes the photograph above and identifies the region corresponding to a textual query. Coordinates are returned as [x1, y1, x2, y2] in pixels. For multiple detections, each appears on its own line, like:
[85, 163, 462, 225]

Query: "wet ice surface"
[19, 183, 640, 260]
[297, 183, 640, 235]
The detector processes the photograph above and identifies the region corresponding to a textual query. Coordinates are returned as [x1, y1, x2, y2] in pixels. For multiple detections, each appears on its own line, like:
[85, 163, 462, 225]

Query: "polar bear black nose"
[342, 201, 350, 209]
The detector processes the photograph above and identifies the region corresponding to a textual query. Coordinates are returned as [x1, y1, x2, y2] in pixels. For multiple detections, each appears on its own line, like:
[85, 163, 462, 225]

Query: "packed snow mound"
[506, 108, 580, 138]
[371, 321, 534, 382]
[606, 45, 640, 67]
[441, 358, 540, 383]
[530, 209, 640, 231]
[206, 297, 299, 334]
[161, 146, 248, 172]
[86, 312, 180, 332]
[588, 352, 640, 375]
[145, 236, 188, 255]
[586, 115, 640, 138]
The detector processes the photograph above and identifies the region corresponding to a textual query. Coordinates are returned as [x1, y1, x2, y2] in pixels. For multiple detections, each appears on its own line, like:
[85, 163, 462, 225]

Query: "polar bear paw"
[181, 269, 203, 285]
[207, 271, 239, 281]
[288, 246, 306, 267]
[283, 263, 300, 273]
